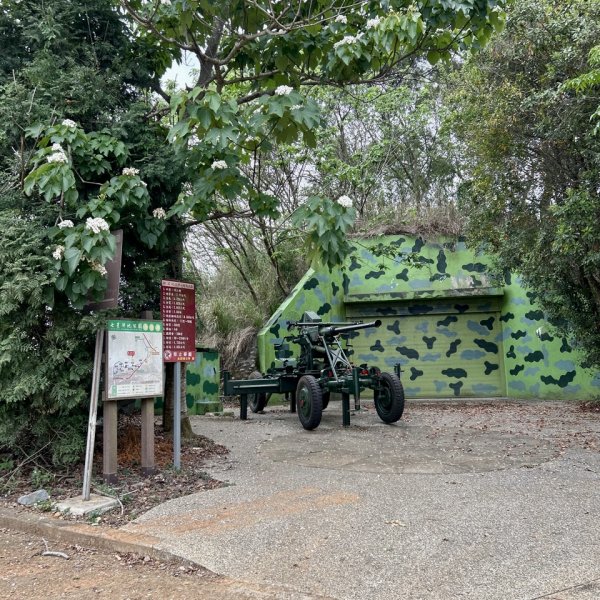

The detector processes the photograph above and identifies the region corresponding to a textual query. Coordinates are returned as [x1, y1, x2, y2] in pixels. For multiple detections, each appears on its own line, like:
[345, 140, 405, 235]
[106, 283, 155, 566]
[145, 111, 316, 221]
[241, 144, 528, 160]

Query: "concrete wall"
[258, 235, 600, 400]
[185, 349, 221, 414]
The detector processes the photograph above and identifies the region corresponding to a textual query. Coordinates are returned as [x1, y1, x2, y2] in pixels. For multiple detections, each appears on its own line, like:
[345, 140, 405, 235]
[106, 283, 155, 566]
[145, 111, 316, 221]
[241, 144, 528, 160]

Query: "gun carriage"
[223, 311, 405, 430]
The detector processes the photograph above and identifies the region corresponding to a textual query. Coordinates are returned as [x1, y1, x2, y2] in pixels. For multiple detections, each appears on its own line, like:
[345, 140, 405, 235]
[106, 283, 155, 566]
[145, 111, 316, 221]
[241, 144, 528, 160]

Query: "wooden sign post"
[81, 230, 123, 499]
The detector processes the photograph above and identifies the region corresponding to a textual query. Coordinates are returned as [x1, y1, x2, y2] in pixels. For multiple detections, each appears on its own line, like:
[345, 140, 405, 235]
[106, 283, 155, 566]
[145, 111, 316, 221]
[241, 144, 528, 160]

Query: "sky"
[162, 52, 199, 89]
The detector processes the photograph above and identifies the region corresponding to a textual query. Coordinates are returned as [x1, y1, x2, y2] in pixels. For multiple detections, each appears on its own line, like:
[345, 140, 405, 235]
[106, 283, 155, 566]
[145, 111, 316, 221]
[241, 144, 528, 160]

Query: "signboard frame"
[160, 279, 196, 363]
[106, 319, 164, 400]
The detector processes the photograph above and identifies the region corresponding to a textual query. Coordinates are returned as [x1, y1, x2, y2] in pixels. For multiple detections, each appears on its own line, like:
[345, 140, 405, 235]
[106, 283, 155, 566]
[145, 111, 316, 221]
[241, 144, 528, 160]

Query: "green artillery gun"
[222, 311, 405, 430]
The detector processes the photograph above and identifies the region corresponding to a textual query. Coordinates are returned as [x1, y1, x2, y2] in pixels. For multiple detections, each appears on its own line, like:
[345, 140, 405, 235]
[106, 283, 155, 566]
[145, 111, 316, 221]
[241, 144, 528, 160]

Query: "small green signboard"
[107, 320, 163, 333]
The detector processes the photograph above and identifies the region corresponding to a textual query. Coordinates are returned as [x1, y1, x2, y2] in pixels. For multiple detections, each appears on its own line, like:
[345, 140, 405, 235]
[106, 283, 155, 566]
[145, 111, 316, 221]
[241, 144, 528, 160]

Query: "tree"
[0, 0, 510, 467]
[121, 0, 510, 267]
[448, 0, 600, 368]
[0, 0, 183, 466]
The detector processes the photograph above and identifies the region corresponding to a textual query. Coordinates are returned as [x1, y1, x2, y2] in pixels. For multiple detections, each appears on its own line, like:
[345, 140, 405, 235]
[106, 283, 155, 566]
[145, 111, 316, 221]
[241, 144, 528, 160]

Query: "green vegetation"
[450, 0, 600, 368]
[0, 0, 181, 466]
[12, 0, 586, 469]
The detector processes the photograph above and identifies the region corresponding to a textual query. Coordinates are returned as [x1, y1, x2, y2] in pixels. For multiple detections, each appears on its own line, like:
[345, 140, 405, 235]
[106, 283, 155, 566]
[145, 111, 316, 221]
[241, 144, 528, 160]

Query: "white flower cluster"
[334, 15, 347, 24]
[89, 261, 108, 276]
[275, 85, 293, 96]
[85, 217, 110, 234]
[47, 151, 68, 164]
[61, 119, 77, 128]
[122, 167, 140, 176]
[52, 245, 65, 260]
[290, 105, 303, 111]
[153, 208, 167, 220]
[337, 195, 353, 208]
[333, 34, 362, 49]
[211, 160, 228, 170]
[366, 17, 381, 29]
[58, 220, 74, 229]
[52, 143, 64, 152]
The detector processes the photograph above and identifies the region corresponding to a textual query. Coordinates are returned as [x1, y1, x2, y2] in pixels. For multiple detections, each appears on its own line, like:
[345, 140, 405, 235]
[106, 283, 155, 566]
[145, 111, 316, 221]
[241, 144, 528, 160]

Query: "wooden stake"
[102, 397, 118, 484]
[141, 398, 155, 476]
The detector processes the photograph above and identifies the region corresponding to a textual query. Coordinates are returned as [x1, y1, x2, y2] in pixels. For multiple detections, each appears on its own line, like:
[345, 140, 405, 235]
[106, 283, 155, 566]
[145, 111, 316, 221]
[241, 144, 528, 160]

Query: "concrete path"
[123, 401, 600, 600]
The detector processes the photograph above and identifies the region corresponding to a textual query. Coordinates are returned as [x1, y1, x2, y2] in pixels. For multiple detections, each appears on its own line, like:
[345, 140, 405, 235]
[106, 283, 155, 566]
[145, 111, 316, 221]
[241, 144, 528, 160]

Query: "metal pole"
[342, 392, 351, 427]
[82, 329, 104, 500]
[352, 366, 361, 410]
[174, 361, 181, 469]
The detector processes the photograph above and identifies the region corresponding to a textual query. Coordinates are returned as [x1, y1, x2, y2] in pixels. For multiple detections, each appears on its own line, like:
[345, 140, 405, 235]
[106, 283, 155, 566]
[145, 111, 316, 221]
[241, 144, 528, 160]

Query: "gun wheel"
[296, 375, 323, 430]
[248, 371, 268, 413]
[373, 372, 405, 424]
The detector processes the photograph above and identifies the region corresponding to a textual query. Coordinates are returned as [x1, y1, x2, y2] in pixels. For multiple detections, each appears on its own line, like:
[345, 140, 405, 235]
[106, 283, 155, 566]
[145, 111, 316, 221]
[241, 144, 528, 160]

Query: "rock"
[17, 489, 49, 507]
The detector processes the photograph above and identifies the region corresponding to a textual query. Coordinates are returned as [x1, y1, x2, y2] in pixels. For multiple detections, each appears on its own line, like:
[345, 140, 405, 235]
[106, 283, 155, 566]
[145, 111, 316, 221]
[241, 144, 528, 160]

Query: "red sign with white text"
[160, 279, 196, 363]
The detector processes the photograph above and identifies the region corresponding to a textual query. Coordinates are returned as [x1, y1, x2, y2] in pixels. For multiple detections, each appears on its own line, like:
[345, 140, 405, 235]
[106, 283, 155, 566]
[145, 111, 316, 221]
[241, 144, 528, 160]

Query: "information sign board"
[161, 279, 196, 362]
[106, 320, 163, 399]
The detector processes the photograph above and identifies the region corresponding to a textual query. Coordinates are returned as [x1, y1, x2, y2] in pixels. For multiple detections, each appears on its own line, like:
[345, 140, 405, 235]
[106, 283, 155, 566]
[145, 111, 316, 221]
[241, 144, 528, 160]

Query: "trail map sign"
[106, 320, 163, 399]
[161, 279, 196, 362]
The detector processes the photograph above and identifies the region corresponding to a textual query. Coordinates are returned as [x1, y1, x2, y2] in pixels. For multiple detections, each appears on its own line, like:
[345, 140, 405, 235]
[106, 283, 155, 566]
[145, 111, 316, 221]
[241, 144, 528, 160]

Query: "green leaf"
[82, 236, 94, 253]
[302, 129, 317, 147]
[427, 50, 441, 65]
[55, 275, 68, 291]
[206, 91, 221, 113]
[268, 101, 285, 118]
[63, 247, 81, 276]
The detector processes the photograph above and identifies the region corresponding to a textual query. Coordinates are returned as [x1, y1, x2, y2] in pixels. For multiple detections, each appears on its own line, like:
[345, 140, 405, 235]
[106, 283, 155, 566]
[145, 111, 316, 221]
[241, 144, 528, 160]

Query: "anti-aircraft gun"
[223, 311, 405, 430]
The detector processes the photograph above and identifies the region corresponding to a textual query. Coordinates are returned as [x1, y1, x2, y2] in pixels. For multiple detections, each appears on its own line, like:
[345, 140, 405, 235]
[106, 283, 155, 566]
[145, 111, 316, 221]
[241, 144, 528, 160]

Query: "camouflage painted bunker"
[153, 348, 221, 414]
[258, 236, 600, 400]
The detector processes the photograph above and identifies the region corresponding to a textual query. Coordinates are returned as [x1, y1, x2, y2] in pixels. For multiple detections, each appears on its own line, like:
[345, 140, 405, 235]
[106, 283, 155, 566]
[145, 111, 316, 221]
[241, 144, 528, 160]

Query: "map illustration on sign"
[107, 320, 163, 400]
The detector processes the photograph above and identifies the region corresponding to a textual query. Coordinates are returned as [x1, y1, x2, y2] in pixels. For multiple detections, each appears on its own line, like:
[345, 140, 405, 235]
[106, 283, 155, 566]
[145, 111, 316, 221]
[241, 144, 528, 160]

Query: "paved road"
[123, 401, 600, 600]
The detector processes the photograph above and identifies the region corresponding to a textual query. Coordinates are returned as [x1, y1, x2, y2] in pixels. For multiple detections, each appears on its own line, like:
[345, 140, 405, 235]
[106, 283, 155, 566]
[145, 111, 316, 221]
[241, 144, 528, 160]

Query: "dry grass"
[354, 203, 466, 240]
[224, 325, 258, 364]
[117, 419, 175, 469]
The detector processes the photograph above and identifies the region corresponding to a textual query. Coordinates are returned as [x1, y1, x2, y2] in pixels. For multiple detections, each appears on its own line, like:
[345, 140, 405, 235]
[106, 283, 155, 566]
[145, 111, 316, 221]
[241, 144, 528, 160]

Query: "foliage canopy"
[451, 0, 600, 368]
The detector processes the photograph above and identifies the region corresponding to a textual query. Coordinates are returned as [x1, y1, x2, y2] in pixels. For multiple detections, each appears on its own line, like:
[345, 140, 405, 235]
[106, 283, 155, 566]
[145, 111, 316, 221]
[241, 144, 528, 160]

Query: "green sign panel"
[107, 320, 163, 333]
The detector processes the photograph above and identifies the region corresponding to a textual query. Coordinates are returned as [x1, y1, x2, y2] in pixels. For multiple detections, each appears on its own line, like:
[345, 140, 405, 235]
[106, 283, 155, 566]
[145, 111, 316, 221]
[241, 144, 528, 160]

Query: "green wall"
[152, 349, 221, 414]
[258, 236, 600, 400]
[186, 349, 221, 414]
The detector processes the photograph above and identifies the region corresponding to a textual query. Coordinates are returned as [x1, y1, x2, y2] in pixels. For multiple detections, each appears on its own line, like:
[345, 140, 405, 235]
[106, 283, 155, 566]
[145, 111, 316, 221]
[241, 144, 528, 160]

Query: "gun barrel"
[318, 319, 382, 338]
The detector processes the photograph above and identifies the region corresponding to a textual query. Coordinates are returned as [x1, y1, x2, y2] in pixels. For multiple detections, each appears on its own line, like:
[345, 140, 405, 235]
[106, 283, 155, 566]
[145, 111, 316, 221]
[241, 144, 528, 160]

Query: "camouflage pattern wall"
[185, 349, 221, 414]
[152, 349, 220, 415]
[258, 236, 600, 399]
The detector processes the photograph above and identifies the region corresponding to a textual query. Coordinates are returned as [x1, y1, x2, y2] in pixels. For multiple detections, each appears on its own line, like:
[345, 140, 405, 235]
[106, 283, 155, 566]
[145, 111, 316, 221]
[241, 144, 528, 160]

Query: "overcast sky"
[162, 52, 199, 89]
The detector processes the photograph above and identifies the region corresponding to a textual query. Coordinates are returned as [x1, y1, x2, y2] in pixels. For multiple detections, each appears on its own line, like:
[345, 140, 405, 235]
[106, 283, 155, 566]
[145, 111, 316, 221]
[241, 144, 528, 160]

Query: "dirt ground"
[0, 526, 216, 599]
[1, 402, 598, 599]
[0, 416, 229, 528]
[0, 527, 306, 600]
